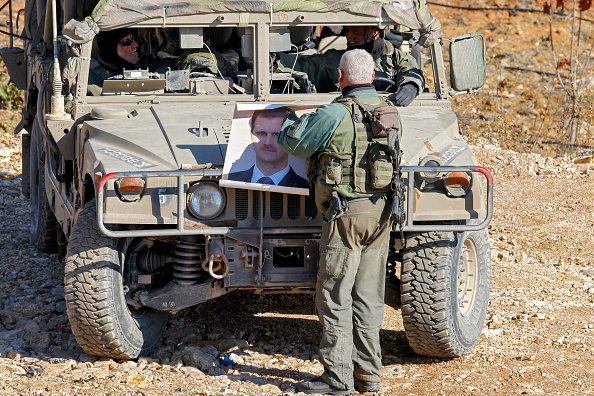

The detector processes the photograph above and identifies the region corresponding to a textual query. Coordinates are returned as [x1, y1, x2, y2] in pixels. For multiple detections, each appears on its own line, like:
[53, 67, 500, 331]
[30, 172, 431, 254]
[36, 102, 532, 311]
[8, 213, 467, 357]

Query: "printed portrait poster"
[221, 103, 320, 195]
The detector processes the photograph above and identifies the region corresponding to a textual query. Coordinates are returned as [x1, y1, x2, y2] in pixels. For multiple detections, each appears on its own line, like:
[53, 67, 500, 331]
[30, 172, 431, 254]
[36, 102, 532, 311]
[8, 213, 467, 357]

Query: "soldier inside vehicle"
[87, 25, 423, 103]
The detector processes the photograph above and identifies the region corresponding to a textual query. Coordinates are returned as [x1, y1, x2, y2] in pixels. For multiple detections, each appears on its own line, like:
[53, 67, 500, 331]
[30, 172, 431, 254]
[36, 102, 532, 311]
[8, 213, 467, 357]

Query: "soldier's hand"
[393, 83, 418, 107]
[418, 29, 443, 47]
[281, 107, 298, 122]
[385, 29, 404, 49]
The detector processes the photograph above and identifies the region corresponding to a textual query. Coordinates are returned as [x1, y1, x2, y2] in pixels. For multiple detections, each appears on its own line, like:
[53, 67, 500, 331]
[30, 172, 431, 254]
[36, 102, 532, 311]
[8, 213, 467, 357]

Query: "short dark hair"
[250, 107, 290, 132]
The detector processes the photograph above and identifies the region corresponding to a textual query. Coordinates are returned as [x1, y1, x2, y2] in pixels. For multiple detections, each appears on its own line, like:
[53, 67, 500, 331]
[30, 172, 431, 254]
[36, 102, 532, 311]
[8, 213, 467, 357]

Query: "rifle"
[387, 129, 406, 245]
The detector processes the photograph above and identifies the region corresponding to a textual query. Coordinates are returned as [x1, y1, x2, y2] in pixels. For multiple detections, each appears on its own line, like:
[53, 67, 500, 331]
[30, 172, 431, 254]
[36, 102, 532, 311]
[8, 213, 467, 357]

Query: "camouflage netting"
[62, 0, 441, 47]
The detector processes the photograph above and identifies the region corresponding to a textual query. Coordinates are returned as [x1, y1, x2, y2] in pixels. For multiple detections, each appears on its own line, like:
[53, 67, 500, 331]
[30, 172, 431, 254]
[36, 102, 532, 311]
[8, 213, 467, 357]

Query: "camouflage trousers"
[316, 196, 391, 390]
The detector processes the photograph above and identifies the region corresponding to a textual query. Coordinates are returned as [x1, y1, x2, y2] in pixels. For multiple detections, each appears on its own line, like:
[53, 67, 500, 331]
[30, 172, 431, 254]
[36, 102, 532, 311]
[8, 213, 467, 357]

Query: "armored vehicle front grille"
[253, 192, 265, 218]
[288, 195, 300, 219]
[232, 189, 318, 222]
[271, 193, 283, 219]
[235, 189, 248, 220]
[305, 195, 318, 218]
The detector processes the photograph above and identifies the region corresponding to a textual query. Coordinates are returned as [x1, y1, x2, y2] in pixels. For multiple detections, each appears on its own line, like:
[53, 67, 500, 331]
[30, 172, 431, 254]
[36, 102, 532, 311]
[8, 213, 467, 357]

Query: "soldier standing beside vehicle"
[274, 25, 423, 106]
[278, 49, 397, 395]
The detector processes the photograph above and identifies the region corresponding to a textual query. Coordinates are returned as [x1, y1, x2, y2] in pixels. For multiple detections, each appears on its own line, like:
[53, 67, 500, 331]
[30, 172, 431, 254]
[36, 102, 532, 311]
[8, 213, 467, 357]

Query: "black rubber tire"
[29, 122, 58, 253]
[400, 222, 491, 357]
[64, 200, 168, 359]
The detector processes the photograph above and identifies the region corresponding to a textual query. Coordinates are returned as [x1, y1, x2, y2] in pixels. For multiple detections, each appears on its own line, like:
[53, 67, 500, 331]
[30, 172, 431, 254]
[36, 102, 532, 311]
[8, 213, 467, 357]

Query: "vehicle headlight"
[187, 182, 226, 220]
[418, 155, 443, 183]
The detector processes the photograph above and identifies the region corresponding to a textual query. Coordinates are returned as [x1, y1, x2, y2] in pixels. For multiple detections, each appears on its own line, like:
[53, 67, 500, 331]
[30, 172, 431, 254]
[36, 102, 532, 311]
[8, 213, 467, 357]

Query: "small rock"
[528, 314, 543, 323]
[210, 367, 226, 376]
[21, 321, 42, 334]
[245, 375, 267, 386]
[487, 314, 504, 329]
[76, 361, 93, 369]
[0, 363, 26, 375]
[228, 352, 245, 365]
[24, 331, 51, 351]
[47, 358, 70, 364]
[0, 329, 25, 344]
[126, 374, 148, 386]
[482, 328, 502, 337]
[180, 366, 203, 375]
[77, 353, 98, 363]
[183, 346, 218, 373]
[25, 365, 44, 377]
[207, 331, 223, 341]
[261, 384, 280, 392]
[515, 253, 529, 265]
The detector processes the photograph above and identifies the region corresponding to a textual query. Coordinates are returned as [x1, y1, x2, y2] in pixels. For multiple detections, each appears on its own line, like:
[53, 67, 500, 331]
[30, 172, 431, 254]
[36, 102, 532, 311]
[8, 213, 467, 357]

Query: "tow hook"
[205, 251, 229, 279]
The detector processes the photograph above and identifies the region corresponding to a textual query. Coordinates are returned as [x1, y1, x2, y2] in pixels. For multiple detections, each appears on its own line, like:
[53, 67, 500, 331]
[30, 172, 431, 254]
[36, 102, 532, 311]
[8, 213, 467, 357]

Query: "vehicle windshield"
[66, 0, 441, 99]
[84, 24, 432, 98]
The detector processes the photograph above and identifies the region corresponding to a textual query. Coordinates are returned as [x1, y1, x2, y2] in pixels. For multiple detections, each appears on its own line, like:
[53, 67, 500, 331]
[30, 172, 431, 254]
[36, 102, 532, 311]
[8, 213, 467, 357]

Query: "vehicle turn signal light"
[116, 177, 145, 201]
[119, 177, 144, 192]
[444, 172, 470, 197]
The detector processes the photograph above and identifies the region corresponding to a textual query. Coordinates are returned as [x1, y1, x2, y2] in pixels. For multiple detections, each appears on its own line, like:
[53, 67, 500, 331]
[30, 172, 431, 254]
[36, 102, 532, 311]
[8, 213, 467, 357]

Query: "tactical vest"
[309, 95, 400, 208]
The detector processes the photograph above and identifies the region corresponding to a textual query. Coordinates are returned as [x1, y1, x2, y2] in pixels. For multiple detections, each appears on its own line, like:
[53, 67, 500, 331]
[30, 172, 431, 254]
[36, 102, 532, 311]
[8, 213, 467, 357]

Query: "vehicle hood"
[83, 103, 476, 174]
[398, 106, 478, 166]
[83, 103, 234, 172]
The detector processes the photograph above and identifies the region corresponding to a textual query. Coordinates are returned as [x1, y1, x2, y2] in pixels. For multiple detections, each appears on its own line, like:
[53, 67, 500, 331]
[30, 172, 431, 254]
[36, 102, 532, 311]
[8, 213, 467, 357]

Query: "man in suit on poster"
[229, 108, 309, 188]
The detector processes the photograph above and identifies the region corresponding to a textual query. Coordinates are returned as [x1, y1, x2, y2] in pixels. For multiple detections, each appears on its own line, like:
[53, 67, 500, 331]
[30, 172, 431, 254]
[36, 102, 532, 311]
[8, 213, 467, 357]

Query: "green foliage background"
[0, 62, 24, 133]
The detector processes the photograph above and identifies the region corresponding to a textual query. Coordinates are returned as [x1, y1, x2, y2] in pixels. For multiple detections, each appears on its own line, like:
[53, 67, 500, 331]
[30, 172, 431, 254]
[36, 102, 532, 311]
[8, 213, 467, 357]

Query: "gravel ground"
[2, 131, 594, 395]
[3, 1, 594, 395]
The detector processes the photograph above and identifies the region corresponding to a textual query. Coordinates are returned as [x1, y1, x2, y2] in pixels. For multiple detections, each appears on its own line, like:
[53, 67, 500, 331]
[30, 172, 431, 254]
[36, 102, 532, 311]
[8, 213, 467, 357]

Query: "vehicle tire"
[400, 221, 491, 357]
[29, 122, 58, 252]
[384, 233, 403, 309]
[65, 200, 168, 359]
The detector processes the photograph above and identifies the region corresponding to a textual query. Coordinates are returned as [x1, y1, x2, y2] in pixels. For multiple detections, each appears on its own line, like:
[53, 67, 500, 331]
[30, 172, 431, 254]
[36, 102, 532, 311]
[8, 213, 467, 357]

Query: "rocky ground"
[2, 132, 594, 395]
[2, 1, 594, 395]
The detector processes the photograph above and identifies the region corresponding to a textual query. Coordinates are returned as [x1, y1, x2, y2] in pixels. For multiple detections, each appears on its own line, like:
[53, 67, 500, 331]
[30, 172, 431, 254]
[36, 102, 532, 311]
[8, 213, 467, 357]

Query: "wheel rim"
[457, 236, 479, 316]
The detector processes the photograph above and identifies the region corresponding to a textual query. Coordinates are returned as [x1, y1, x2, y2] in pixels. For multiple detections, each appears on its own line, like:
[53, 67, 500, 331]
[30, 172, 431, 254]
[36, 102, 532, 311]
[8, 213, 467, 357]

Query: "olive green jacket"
[87, 57, 122, 96]
[274, 40, 424, 93]
[278, 87, 388, 211]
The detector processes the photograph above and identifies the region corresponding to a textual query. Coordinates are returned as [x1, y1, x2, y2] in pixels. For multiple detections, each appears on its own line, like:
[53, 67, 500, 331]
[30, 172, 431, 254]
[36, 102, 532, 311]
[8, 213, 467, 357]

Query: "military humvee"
[1, 0, 492, 360]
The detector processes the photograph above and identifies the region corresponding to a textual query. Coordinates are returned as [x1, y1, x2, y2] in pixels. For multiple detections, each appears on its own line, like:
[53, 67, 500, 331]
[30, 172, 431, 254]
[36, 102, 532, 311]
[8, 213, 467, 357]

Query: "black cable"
[426, 1, 594, 23]
[504, 66, 567, 79]
[0, 29, 31, 41]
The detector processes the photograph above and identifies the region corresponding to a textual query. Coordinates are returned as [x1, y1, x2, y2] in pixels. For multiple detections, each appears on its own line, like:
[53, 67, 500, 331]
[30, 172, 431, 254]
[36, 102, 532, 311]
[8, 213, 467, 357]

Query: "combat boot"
[354, 378, 380, 393]
[296, 377, 354, 395]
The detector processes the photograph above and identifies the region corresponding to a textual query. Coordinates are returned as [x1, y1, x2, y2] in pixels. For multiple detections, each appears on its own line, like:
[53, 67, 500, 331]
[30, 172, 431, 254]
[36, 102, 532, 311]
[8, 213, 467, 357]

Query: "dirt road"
[2, 132, 594, 395]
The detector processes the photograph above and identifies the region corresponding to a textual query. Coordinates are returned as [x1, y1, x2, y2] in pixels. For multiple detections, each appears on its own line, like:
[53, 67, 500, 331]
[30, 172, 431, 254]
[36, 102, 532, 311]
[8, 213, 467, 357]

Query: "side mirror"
[448, 33, 486, 93]
[0, 47, 26, 90]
